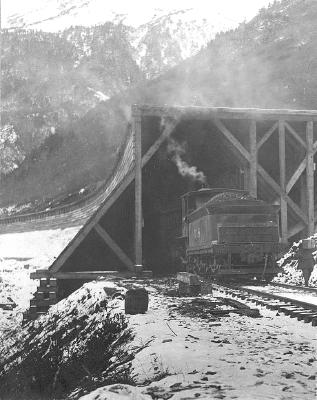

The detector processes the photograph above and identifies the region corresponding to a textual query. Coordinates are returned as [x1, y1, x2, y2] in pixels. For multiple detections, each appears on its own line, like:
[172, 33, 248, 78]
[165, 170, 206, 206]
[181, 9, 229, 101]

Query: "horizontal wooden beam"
[31, 270, 153, 280]
[286, 158, 307, 194]
[135, 104, 317, 122]
[94, 224, 134, 270]
[257, 121, 278, 150]
[284, 121, 307, 149]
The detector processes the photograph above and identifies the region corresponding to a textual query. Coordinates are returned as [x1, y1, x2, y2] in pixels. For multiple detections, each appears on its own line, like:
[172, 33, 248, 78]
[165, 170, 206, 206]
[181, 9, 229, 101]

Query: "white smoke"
[167, 138, 206, 184]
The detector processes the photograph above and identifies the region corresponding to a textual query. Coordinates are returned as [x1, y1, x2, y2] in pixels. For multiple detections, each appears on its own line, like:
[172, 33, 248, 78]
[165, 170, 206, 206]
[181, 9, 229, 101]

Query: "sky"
[2, 0, 274, 30]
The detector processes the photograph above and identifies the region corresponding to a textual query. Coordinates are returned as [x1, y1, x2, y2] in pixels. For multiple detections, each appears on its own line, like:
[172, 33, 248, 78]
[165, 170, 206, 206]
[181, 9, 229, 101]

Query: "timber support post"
[279, 120, 288, 243]
[306, 121, 314, 236]
[249, 120, 257, 198]
[133, 107, 143, 273]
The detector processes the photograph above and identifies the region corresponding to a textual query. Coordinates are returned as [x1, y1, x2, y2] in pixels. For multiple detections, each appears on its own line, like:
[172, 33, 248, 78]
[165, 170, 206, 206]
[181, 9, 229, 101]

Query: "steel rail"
[268, 281, 317, 294]
[213, 283, 317, 326]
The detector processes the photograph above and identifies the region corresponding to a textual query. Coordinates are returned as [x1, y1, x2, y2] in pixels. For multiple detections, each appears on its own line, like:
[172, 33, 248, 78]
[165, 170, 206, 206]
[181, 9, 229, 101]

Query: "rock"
[177, 272, 200, 285]
[283, 372, 294, 379]
[177, 272, 201, 296]
[188, 334, 199, 340]
[170, 382, 182, 388]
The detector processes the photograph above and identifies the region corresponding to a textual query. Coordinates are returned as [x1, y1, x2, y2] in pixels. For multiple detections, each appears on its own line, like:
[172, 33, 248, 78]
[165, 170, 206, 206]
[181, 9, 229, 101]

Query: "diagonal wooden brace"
[94, 224, 134, 269]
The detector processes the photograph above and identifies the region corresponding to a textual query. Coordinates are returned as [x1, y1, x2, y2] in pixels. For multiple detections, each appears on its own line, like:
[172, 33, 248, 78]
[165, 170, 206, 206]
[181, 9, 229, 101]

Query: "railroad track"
[214, 283, 317, 326]
[269, 281, 317, 293]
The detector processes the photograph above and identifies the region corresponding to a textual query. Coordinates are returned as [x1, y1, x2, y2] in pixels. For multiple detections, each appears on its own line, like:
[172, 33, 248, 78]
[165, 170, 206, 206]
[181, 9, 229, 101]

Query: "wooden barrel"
[125, 288, 149, 315]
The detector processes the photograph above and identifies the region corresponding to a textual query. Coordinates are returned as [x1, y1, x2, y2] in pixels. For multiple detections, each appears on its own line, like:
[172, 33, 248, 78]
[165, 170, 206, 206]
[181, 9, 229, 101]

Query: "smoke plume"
[167, 138, 206, 184]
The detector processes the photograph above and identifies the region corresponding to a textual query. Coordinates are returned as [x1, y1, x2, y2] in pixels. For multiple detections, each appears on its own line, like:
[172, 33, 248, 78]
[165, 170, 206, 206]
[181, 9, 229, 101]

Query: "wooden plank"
[286, 158, 307, 194]
[137, 104, 317, 122]
[31, 270, 153, 280]
[243, 167, 250, 192]
[284, 121, 307, 149]
[279, 121, 287, 242]
[249, 120, 257, 197]
[141, 118, 179, 167]
[256, 121, 278, 150]
[94, 224, 134, 269]
[279, 121, 286, 191]
[299, 174, 307, 218]
[213, 119, 251, 161]
[280, 196, 288, 243]
[133, 111, 143, 270]
[306, 121, 315, 236]
[30, 299, 56, 307]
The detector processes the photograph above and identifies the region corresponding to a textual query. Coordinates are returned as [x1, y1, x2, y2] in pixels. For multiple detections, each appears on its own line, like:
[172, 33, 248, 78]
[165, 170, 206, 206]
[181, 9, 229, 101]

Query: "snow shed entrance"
[32, 105, 317, 282]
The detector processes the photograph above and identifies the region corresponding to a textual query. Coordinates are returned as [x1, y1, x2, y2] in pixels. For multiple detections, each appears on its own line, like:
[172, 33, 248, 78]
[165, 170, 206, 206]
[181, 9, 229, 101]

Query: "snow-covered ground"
[0, 227, 316, 399]
[0, 227, 80, 333]
[78, 283, 316, 400]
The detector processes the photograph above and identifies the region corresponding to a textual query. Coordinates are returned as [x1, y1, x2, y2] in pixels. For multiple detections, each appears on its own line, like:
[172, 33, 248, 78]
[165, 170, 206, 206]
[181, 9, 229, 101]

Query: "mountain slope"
[124, 0, 317, 110]
[1, 0, 317, 211]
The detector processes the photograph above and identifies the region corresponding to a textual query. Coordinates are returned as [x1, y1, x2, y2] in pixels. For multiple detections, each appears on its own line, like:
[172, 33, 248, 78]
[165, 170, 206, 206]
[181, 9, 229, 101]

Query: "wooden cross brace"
[213, 118, 316, 238]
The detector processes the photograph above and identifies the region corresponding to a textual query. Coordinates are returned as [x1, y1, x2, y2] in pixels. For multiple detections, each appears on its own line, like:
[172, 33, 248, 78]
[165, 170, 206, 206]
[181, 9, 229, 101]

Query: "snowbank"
[77, 282, 316, 400]
[276, 233, 317, 286]
[0, 280, 133, 400]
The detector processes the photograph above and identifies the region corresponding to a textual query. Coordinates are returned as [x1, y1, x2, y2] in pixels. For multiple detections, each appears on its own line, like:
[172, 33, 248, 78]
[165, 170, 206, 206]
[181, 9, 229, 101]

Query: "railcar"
[179, 188, 282, 281]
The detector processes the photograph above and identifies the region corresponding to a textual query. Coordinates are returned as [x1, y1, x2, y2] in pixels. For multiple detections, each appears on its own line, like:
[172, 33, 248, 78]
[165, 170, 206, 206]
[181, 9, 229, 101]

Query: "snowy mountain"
[0, 7, 219, 184]
[3, 0, 252, 32]
[132, 10, 216, 79]
[3, 1, 271, 75]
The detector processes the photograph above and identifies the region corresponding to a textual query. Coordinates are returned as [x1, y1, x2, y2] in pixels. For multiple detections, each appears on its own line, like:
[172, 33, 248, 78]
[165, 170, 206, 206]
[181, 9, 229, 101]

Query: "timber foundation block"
[23, 278, 59, 323]
[31, 270, 153, 280]
[177, 272, 201, 296]
[24, 270, 153, 322]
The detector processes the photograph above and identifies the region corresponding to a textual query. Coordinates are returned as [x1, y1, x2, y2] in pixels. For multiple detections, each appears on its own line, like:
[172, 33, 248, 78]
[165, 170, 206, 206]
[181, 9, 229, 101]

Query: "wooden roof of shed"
[134, 104, 317, 121]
